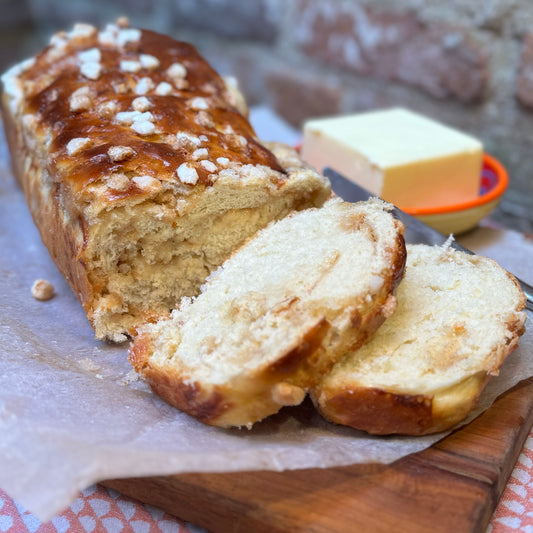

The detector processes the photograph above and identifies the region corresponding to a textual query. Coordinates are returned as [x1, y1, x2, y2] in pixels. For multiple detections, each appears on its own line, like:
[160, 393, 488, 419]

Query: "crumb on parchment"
[31, 279, 55, 301]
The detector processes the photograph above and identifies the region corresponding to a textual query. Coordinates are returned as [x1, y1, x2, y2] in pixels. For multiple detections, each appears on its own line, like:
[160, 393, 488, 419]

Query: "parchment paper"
[1, 123, 532, 523]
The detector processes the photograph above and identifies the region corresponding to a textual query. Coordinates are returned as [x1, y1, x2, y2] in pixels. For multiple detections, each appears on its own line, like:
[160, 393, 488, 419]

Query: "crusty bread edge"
[323, 216, 406, 358]
[129, 316, 332, 428]
[2, 93, 96, 317]
[315, 372, 490, 436]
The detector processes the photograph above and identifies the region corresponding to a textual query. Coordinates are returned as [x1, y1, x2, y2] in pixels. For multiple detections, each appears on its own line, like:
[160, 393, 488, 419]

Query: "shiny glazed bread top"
[3, 20, 284, 211]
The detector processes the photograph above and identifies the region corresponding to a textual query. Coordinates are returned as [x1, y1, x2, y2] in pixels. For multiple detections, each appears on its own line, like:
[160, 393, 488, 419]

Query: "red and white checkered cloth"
[488, 434, 533, 531]
[0, 484, 201, 533]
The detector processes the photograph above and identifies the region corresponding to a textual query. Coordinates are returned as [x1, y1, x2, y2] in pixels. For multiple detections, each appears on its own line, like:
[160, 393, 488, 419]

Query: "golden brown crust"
[129, 317, 333, 427]
[390, 221, 408, 291]
[2, 93, 94, 310]
[17, 27, 283, 203]
[128, 331, 152, 373]
[3, 22, 330, 340]
[315, 375, 490, 436]
[147, 373, 231, 425]
[318, 387, 435, 436]
[265, 317, 332, 380]
[505, 271, 528, 337]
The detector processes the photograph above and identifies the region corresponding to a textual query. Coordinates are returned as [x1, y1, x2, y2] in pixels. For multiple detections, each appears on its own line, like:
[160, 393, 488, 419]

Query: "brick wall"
[2, 0, 532, 232]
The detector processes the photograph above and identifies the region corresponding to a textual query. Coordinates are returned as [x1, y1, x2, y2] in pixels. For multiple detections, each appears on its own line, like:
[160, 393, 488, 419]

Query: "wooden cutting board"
[104, 376, 533, 533]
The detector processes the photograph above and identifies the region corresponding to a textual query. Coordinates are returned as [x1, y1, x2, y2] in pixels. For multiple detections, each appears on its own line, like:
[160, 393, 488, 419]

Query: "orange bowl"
[402, 153, 508, 235]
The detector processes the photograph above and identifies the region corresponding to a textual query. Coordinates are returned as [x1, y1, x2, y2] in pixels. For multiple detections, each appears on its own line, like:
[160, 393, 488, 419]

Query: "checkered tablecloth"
[0, 484, 202, 533]
[488, 434, 533, 531]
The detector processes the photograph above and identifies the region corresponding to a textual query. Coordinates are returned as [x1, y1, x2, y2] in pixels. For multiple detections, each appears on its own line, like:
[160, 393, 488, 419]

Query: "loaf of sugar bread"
[129, 198, 406, 428]
[313, 243, 527, 435]
[1, 20, 330, 341]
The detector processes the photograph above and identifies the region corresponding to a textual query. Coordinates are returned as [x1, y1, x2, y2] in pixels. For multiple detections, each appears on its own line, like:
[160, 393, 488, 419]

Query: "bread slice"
[1, 21, 330, 342]
[313, 243, 527, 436]
[129, 198, 406, 428]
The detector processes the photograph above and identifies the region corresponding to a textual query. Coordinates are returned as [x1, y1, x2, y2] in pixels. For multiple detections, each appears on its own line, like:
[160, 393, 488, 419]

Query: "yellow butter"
[301, 108, 482, 209]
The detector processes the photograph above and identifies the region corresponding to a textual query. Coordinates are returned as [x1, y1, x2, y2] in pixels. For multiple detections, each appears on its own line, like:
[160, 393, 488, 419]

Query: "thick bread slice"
[313, 243, 527, 436]
[129, 198, 406, 428]
[1, 21, 330, 342]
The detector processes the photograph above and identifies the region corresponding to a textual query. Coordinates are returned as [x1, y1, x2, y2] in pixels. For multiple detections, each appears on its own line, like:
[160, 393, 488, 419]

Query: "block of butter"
[301, 108, 483, 209]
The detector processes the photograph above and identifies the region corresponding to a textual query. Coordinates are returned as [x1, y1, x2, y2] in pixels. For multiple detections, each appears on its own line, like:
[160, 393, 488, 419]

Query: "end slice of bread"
[313, 243, 527, 436]
[129, 198, 406, 428]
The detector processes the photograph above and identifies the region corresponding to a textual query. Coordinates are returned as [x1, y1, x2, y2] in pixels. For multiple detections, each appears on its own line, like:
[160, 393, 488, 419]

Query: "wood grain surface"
[104, 376, 533, 533]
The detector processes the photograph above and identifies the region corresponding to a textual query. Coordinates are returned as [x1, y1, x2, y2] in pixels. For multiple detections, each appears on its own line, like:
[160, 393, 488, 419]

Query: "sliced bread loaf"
[129, 198, 406, 428]
[2, 21, 331, 342]
[313, 243, 527, 436]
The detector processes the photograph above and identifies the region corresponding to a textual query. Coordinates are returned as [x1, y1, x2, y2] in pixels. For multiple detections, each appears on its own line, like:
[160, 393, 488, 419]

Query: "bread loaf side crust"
[2, 93, 94, 313]
[316, 372, 491, 436]
[130, 317, 332, 427]
[2, 22, 330, 341]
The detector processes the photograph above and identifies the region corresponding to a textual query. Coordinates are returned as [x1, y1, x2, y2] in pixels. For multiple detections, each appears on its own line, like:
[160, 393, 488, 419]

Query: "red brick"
[296, 1, 488, 102]
[171, 0, 282, 43]
[516, 33, 533, 108]
[265, 69, 343, 127]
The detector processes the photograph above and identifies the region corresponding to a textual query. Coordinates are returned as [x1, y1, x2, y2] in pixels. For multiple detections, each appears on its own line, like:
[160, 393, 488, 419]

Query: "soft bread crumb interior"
[87, 170, 328, 340]
[324, 244, 526, 395]
[144, 198, 402, 384]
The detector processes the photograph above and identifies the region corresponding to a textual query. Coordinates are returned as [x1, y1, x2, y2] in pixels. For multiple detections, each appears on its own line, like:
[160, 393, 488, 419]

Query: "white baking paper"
[0, 124, 532, 523]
